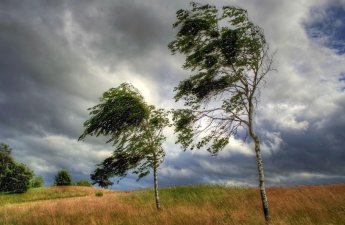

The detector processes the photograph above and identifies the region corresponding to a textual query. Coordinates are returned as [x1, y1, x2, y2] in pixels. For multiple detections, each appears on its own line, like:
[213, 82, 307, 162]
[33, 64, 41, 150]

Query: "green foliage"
[54, 170, 72, 186]
[0, 143, 33, 193]
[95, 191, 103, 197]
[168, 2, 273, 154]
[79, 83, 148, 141]
[90, 167, 114, 188]
[0, 143, 11, 156]
[31, 176, 44, 188]
[80, 83, 169, 188]
[75, 180, 92, 187]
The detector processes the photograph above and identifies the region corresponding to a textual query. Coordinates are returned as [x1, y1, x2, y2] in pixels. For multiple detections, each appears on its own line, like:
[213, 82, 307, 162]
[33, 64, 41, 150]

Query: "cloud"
[304, 0, 345, 54]
[8, 133, 112, 185]
[0, 0, 344, 189]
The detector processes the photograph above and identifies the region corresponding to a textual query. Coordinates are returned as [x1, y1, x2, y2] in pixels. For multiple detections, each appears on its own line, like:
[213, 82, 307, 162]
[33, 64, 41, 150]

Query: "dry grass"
[0, 184, 344, 225]
[0, 186, 110, 206]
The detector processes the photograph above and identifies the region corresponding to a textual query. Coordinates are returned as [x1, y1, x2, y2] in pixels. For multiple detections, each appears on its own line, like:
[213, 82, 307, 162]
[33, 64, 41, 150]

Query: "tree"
[168, 2, 274, 223]
[79, 83, 169, 210]
[31, 176, 44, 188]
[54, 170, 72, 186]
[0, 143, 33, 193]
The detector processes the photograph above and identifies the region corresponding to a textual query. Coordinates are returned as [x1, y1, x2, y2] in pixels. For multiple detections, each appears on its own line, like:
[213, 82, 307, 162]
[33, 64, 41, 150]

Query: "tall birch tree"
[168, 2, 274, 223]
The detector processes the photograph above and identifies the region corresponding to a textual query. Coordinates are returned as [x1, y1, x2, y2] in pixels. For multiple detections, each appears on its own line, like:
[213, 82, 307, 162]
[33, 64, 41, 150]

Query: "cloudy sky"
[1, 0, 344, 189]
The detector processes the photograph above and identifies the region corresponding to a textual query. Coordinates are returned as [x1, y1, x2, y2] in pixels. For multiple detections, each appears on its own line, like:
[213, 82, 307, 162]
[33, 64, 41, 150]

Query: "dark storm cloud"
[304, 0, 345, 54]
[258, 97, 345, 186]
[0, 0, 153, 139]
[106, 151, 259, 190]
[160, 152, 259, 187]
[64, 0, 177, 66]
[59, 0, 188, 103]
[0, 0, 97, 139]
[0, 0, 105, 182]
[1, 0, 345, 190]
[0, 0, 186, 186]
[0, 4, 98, 98]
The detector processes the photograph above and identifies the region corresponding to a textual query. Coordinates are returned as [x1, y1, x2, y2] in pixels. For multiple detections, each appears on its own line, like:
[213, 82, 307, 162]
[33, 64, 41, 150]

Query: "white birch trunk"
[248, 101, 271, 224]
[153, 164, 161, 210]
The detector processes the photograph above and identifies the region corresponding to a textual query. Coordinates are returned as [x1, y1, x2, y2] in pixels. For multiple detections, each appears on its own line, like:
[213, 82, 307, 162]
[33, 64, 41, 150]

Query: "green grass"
[123, 184, 249, 206]
[0, 186, 93, 206]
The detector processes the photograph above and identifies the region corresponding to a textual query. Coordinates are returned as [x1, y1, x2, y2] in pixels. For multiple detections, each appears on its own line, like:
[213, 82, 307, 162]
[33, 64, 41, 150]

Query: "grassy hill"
[0, 184, 344, 225]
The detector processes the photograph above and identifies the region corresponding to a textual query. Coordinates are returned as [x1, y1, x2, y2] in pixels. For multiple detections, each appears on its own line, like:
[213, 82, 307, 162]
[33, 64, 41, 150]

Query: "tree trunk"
[248, 101, 271, 223]
[252, 133, 271, 224]
[153, 164, 161, 210]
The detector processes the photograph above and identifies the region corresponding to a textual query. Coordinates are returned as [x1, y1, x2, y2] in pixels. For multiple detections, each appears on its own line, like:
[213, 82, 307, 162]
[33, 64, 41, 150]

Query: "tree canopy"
[54, 169, 72, 186]
[169, 2, 273, 154]
[79, 83, 148, 141]
[0, 143, 33, 193]
[80, 83, 169, 209]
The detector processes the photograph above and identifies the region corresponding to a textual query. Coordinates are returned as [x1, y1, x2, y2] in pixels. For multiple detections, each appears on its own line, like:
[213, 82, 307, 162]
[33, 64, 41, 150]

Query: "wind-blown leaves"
[79, 83, 148, 141]
[168, 2, 272, 153]
[79, 83, 169, 191]
[169, 2, 274, 222]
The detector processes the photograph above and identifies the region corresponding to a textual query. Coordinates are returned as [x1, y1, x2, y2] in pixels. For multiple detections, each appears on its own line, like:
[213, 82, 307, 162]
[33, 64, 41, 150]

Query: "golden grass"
[0, 186, 110, 206]
[0, 184, 344, 225]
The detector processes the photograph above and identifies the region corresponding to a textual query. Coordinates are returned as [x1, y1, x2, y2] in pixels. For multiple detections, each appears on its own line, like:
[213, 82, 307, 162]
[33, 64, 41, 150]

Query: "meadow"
[0, 184, 344, 225]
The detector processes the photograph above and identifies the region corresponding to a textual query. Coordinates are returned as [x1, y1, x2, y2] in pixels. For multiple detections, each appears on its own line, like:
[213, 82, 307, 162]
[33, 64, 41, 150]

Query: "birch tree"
[168, 2, 274, 223]
[79, 83, 168, 210]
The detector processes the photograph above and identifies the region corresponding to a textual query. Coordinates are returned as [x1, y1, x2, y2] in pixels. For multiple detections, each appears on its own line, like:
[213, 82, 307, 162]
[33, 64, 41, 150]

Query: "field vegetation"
[0, 184, 344, 225]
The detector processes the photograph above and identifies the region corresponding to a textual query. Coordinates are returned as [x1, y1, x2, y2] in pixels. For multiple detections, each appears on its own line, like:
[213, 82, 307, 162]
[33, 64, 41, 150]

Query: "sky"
[0, 0, 345, 189]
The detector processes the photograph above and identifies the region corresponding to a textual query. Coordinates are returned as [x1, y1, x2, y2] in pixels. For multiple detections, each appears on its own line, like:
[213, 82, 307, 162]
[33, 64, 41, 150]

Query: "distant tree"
[0, 143, 33, 193]
[168, 2, 274, 223]
[0, 143, 12, 173]
[79, 83, 169, 210]
[54, 170, 72, 186]
[75, 180, 92, 187]
[0, 143, 11, 156]
[31, 176, 44, 188]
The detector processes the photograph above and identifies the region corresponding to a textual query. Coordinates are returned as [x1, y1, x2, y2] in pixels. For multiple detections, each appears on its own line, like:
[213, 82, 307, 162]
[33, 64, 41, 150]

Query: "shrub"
[31, 176, 44, 188]
[54, 170, 72, 186]
[95, 192, 103, 197]
[75, 180, 92, 187]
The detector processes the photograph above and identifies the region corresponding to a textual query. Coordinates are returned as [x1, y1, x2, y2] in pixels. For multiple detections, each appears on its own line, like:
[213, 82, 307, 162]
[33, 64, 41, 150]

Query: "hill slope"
[0, 184, 344, 225]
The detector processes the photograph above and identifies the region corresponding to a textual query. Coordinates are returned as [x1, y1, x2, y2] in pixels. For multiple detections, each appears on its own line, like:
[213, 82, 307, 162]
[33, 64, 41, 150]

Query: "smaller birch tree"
[79, 83, 168, 210]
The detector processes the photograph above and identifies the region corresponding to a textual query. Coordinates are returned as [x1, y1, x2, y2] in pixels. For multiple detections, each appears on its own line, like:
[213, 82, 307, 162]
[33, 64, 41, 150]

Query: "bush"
[95, 191, 103, 197]
[54, 170, 72, 186]
[75, 180, 92, 187]
[0, 143, 33, 193]
[31, 176, 44, 188]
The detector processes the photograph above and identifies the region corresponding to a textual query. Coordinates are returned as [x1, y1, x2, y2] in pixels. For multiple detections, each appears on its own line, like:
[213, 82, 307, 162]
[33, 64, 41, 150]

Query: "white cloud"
[160, 166, 195, 178]
[267, 172, 345, 184]
[261, 131, 283, 154]
[219, 137, 254, 157]
[259, 103, 309, 130]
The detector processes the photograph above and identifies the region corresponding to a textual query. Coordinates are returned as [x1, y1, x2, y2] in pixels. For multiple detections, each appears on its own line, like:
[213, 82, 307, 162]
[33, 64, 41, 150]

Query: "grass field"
[0, 184, 344, 225]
